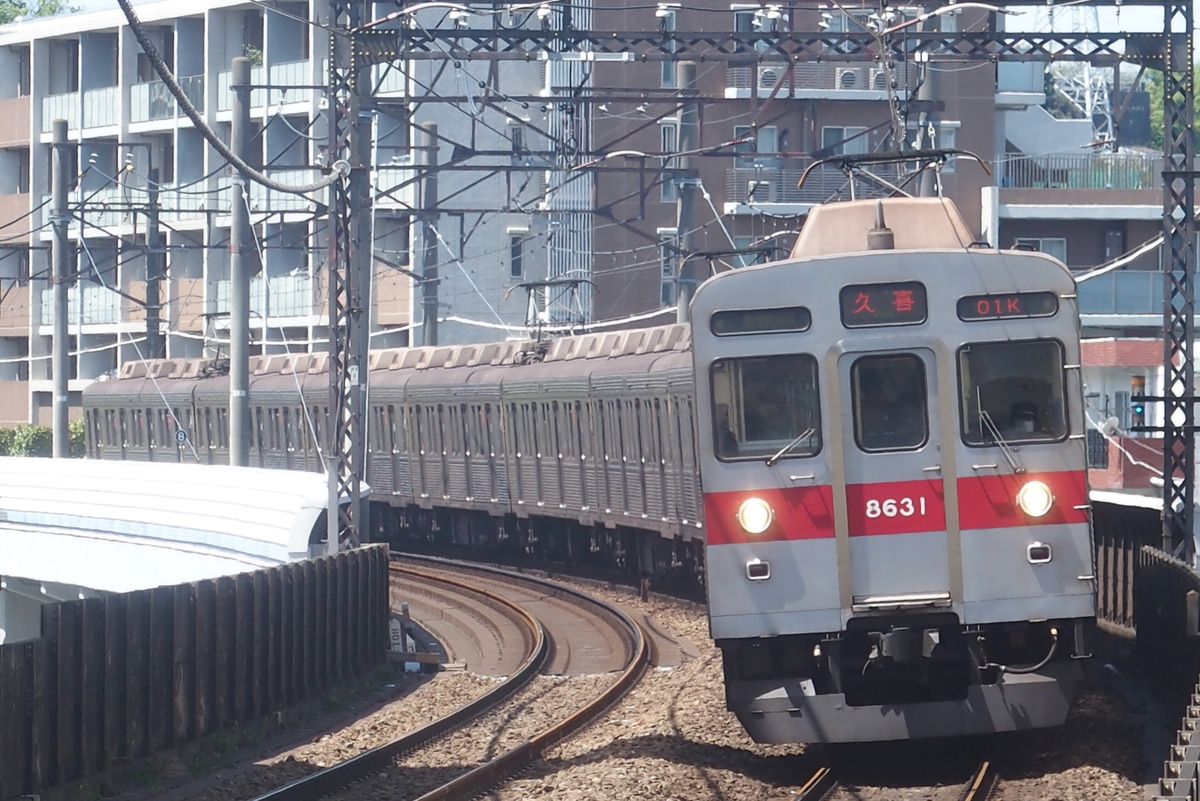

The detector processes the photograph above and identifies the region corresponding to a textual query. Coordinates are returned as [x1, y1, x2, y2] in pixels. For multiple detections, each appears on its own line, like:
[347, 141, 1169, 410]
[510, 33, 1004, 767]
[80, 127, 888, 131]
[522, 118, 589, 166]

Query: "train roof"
[88, 324, 692, 391]
[790, 197, 977, 259]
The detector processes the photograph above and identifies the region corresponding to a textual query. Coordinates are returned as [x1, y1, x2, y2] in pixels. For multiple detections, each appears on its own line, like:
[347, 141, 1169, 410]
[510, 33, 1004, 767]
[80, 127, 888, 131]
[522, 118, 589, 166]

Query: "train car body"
[691, 197, 1093, 742]
[82, 195, 1094, 745]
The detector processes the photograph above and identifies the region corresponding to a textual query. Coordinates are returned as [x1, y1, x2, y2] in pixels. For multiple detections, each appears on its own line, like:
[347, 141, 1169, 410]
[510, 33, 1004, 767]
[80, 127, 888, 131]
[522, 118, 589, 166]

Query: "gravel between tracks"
[114, 581, 1150, 801]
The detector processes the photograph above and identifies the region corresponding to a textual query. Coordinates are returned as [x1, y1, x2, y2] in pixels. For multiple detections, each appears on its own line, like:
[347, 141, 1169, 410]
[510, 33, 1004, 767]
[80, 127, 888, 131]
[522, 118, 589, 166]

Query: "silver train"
[84, 197, 1095, 744]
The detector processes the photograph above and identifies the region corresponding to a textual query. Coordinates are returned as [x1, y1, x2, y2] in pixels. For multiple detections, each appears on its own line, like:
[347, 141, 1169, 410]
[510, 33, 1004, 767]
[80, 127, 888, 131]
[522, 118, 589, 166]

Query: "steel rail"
[245, 562, 548, 801]
[961, 760, 1000, 801]
[403, 555, 649, 801]
[795, 765, 837, 801]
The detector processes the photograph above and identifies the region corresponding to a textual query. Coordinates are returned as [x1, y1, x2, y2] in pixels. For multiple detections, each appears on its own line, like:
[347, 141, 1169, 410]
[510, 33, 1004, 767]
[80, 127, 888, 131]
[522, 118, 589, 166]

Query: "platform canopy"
[0, 458, 330, 593]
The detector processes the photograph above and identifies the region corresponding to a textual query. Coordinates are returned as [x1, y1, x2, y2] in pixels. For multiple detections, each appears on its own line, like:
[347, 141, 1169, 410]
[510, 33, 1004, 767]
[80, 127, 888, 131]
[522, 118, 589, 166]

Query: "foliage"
[0, 0, 77, 25]
[70, 417, 86, 456]
[0, 421, 87, 457]
[11, 424, 52, 457]
[243, 43, 264, 66]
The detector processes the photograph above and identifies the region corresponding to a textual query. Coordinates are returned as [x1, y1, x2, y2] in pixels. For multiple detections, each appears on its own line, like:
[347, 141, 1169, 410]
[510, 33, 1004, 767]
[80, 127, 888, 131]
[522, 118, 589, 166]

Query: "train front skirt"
[727, 660, 1083, 743]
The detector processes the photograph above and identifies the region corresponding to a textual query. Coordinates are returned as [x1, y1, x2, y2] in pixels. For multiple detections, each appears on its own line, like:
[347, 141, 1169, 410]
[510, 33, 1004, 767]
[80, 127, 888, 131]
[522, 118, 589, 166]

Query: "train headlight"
[1016, 481, 1054, 518]
[736, 497, 775, 535]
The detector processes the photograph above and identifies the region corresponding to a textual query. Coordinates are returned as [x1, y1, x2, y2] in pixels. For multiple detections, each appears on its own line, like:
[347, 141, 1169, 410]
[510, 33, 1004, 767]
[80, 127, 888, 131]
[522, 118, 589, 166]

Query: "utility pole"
[229, 57, 252, 467]
[51, 120, 69, 459]
[675, 63, 700, 324]
[145, 167, 164, 359]
[420, 123, 439, 346]
[326, 0, 375, 549]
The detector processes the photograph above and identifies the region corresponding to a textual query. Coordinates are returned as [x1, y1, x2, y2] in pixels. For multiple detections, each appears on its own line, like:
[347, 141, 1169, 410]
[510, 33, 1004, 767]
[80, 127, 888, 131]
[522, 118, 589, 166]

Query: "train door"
[836, 348, 953, 608]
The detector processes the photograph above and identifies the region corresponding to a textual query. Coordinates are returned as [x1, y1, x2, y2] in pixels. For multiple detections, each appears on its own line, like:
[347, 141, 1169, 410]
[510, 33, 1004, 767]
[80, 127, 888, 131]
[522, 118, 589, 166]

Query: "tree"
[0, 0, 76, 25]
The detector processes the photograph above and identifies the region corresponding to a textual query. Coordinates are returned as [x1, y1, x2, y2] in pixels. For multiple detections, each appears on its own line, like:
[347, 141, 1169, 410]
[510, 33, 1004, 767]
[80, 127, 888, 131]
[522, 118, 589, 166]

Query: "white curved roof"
[0, 458, 330, 592]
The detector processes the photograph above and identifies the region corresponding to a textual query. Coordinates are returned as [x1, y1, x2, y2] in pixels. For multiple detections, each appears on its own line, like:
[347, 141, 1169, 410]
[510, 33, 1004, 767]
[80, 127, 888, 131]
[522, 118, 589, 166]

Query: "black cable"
[115, 0, 340, 197]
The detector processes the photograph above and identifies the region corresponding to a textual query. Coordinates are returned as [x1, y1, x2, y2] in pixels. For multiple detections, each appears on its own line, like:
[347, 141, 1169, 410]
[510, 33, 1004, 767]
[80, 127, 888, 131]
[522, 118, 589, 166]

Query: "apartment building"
[0, 0, 1174, 494]
[0, 0, 564, 426]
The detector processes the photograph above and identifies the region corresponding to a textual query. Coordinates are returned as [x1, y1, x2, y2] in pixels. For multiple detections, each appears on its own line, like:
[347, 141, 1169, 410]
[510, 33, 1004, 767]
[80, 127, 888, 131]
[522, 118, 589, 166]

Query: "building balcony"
[1075, 270, 1161, 316]
[130, 76, 204, 124]
[41, 92, 79, 132]
[724, 158, 902, 213]
[213, 273, 317, 319]
[998, 152, 1161, 191]
[216, 65, 267, 112]
[41, 186, 132, 233]
[246, 169, 319, 214]
[993, 152, 1163, 220]
[267, 61, 313, 105]
[0, 193, 31, 242]
[0, 284, 30, 334]
[39, 283, 119, 325]
[725, 63, 916, 99]
[0, 96, 31, 147]
[82, 86, 119, 129]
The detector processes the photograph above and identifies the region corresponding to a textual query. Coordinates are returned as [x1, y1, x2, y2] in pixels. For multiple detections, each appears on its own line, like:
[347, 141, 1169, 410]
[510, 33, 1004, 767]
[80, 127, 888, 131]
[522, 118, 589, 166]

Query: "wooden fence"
[0, 545, 389, 799]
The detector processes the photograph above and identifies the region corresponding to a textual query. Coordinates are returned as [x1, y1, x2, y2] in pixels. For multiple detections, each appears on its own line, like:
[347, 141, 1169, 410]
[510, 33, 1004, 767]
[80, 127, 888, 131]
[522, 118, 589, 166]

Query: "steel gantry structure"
[324, 0, 1191, 550]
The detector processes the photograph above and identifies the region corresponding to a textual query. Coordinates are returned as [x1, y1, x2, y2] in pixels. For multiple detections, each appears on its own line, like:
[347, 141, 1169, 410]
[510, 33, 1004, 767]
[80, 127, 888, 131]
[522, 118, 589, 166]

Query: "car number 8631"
[865, 497, 927, 518]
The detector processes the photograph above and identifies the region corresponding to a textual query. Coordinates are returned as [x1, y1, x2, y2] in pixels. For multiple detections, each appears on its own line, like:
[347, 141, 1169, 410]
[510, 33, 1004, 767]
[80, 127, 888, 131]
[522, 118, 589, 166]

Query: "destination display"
[957, 291, 1058, 321]
[839, 281, 927, 328]
[711, 306, 812, 336]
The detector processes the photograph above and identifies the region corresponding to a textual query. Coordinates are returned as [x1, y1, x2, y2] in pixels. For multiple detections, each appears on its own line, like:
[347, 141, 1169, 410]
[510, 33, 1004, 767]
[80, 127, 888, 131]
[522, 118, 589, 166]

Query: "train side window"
[958, 339, 1067, 445]
[710, 354, 821, 460]
[852, 354, 928, 452]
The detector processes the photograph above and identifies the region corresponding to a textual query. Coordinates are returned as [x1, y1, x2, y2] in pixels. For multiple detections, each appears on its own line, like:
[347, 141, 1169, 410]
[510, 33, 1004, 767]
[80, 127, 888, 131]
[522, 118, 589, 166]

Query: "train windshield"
[851, 354, 929, 451]
[710, 355, 821, 460]
[958, 339, 1067, 445]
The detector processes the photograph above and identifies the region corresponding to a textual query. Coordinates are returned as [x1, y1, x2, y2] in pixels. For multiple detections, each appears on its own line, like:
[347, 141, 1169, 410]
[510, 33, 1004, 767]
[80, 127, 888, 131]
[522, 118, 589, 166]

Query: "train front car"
[691, 197, 1094, 744]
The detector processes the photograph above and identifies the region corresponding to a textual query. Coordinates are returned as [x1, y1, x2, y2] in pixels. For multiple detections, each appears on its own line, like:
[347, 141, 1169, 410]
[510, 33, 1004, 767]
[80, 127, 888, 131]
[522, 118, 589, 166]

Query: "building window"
[1014, 237, 1067, 264]
[660, 120, 679, 202]
[821, 125, 869, 156]
[659, 227, 678, 306]
[510, 235, 524, 279]
[509, 123, 527, 164]
[734, 125, 780, 167]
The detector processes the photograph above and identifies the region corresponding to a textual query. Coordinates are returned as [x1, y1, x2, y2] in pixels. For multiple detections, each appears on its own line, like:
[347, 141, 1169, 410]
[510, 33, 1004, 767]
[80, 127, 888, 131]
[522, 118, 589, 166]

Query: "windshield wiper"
[766, 428, 815, 467]
[980, 411, 1025, 474]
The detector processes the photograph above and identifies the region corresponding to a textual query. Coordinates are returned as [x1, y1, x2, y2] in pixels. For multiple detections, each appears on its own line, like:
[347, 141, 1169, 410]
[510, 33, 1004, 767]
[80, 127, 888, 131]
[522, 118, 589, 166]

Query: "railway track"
[244, 554, 648, 801]
[799, 756, 1000, 801]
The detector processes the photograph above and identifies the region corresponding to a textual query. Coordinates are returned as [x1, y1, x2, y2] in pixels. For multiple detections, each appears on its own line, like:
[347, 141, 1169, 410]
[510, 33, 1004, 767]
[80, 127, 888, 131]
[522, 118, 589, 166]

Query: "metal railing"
[82, 86, 118, 129]
[267, 60, 313, 105]
[216, 65, 267, 111]
[1075, 270, 1162, 315]
[213, 274, 316, 319]
[725, 159, 905, 206]
[41, 92, 79, 131]
[39, 283, 118, 325]
[997, 152, 1162, 191]
[130, 75, 204, 123]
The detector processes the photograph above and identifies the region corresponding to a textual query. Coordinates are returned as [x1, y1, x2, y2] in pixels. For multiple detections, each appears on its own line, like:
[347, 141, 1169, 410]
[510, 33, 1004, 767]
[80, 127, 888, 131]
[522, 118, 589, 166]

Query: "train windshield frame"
[850, 354, 929, 452]
[957, 339, 1069, 446]
[710, 354, 821, 461]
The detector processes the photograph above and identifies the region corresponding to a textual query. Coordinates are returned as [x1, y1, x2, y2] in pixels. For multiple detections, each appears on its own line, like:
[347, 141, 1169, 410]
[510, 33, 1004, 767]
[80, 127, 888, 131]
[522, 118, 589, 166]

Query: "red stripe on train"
[703, 470, 1088, 545]
[956, 470, 1089, 529]
[704, 485, 835, 546]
